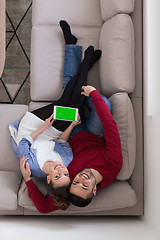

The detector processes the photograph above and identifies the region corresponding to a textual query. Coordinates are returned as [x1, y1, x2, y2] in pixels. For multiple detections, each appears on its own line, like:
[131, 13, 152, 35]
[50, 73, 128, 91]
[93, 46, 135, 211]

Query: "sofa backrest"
[30, 0, 135, 101]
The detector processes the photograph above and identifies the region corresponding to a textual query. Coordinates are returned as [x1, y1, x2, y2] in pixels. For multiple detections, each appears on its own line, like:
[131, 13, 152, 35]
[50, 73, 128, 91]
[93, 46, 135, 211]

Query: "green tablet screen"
[54, 106, 77, 121]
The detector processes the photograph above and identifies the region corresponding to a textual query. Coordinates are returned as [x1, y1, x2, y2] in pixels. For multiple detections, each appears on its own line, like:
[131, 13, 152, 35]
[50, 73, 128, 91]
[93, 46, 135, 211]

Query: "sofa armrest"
[0, 171, 22, 210]
[0, 104, 28, 172]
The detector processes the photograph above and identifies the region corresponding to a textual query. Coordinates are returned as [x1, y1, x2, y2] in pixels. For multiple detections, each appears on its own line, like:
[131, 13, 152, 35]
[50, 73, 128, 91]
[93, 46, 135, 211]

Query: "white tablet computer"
[53, 106, 78, 121]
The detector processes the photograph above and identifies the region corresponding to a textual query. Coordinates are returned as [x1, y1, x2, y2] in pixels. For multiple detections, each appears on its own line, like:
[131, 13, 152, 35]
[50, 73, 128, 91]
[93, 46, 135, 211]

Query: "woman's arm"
[20, 156, 59, 213]
[59, 114, 81, 141]
[19, 114, 54, 158]
[25, 180, 59, 213]
[30, 114, 54, 141]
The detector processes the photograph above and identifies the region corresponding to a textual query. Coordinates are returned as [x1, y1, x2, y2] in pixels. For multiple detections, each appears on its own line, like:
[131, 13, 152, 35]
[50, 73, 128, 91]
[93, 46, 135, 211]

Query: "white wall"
[143, 0, 160, 116]
[143, 0, 160, 235]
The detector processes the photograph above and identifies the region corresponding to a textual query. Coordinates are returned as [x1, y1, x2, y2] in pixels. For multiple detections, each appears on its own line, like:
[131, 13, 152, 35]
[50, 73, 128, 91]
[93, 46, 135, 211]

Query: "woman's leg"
[31, 52, 88, 131]
[31, 46, 101, 131]
[69, 46, 94, 108]
[32, 21, 82, 131]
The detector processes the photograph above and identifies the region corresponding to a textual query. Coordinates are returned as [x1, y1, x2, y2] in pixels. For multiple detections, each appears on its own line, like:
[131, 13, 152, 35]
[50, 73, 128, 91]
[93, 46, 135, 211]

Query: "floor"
[0, 0, 32, 105]
[0, 216, 159, 240]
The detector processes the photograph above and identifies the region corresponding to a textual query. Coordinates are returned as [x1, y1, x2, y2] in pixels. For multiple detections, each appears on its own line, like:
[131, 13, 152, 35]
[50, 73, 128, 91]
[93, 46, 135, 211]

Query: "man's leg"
[59, 20, 82, 88]
[85, 95, 111, 139]
[59, 20, 77, 45]
[63, 45, 82, 88]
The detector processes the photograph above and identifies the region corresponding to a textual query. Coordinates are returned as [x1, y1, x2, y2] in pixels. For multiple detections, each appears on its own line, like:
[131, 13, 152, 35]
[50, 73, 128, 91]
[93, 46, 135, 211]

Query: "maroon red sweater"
[68, 90, 123, 190]
[26, 90, 123, 213]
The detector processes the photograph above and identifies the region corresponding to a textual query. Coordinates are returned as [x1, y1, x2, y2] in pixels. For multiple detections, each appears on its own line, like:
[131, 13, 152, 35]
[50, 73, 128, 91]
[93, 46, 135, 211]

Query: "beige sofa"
[0, 0, 143, 216]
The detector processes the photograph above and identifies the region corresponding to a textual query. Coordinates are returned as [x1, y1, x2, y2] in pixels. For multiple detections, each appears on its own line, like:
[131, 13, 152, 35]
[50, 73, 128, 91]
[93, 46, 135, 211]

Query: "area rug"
[0, 0, 32, 104]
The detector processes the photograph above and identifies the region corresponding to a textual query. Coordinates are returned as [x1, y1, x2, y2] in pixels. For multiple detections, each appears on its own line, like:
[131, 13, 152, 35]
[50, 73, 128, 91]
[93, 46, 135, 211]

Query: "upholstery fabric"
[0, 104, 28, 171]
[99, 14, 135, 96]
[100, 0, 135, 21]
[110, 93, 136, 180]
[32, 0, 102, 27]
[0, 171, 22, 210]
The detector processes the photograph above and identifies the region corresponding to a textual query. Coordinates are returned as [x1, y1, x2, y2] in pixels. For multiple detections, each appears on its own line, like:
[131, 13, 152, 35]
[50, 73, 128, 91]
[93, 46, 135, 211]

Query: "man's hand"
[42, 114, 54, 131]
[20, 156, 31, 182]
[81, 85, 96, 97]
[70, 114, 81, 127]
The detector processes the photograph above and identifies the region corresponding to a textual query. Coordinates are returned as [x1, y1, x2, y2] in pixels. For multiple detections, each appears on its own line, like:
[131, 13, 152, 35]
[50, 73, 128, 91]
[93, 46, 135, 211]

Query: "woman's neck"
[42, 161, 53, 174]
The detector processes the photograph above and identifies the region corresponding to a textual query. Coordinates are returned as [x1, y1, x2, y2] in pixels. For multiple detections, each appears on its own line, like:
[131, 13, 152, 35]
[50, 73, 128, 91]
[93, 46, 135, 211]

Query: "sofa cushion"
[32, 0, 102, 27]
[99, 14, 135, 96]
[18, 178, 137, 213]
[31, 25, 101, 101]
[0, 171, 22, 210]
[100, 0, 135, 21]
[109, 93, 136, 180]
[0, 104, 28, 171]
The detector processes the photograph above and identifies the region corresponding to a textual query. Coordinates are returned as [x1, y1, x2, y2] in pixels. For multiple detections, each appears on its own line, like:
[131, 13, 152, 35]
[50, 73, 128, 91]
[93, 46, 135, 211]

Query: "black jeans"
[31, 51, 92, 131]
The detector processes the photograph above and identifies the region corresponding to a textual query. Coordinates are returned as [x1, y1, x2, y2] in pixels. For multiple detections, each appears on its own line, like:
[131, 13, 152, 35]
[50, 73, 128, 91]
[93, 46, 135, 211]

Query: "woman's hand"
[81, 85, 96, 97]
[30, 114, 54, 141]
[42, 114, 54, 131]
[59, 114, 81, 141]
[70, 114, 81, 127]
[20, 156, 31, 182]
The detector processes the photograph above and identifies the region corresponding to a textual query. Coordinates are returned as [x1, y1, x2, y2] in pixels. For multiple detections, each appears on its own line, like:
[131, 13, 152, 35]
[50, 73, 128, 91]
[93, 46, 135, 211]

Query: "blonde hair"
[48, 181, 71, 210]
[51, 194, 70, 210]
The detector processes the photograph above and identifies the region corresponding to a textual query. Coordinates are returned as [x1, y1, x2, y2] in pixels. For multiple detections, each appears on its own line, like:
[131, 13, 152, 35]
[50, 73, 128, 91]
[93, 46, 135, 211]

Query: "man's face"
[70, 169, 97, 199]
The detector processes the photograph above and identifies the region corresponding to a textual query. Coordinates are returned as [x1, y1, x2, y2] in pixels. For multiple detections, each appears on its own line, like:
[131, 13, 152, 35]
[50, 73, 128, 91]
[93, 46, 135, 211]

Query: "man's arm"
[20, 156, 59, 213]
[81, 85, 123, 166]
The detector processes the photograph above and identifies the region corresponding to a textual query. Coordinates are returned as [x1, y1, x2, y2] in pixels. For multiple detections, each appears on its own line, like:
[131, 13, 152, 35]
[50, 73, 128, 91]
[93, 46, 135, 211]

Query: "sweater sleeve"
[18, 136, 33, 159]
[89, 90, 123, 166]
[25, 179, 59, 214]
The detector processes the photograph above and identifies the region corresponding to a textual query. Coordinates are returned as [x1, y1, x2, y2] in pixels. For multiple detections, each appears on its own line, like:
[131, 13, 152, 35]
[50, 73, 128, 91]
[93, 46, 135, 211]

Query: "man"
[68, 85, 123, 207]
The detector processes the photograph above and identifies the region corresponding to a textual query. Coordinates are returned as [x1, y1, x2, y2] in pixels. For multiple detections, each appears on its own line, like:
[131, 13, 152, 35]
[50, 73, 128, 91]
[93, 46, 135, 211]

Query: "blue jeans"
[63, 44, 111, 139]
[69, 95, 111, 140]
[63, 44, 82, 88]
[85, 95, 111, 139]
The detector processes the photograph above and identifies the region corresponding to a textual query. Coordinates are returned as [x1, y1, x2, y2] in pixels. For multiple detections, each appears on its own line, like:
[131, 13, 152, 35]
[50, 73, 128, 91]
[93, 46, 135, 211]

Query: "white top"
[15, 111, 64, 169]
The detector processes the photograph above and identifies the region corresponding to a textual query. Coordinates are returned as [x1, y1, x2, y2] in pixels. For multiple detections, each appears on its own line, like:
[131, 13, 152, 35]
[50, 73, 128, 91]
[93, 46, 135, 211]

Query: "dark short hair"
[69, 192, 94, 207]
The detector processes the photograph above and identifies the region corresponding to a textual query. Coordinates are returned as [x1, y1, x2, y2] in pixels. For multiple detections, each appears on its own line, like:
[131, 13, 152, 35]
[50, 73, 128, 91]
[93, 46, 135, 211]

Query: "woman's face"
[48, 161, 71, 186]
